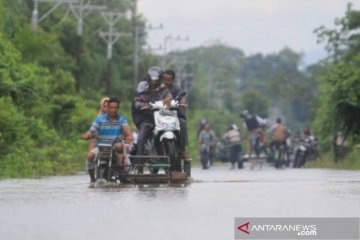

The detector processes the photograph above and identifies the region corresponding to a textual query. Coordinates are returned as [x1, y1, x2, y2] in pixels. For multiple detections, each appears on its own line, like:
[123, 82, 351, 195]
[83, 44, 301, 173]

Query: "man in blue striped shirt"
[86, 97, 133, 183]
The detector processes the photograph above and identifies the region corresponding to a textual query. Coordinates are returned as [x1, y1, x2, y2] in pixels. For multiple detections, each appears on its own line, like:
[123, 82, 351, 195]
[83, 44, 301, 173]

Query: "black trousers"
[229, 143, 242, 165]
[137, 118, 188, 158]
[179, 117, 188, 151]
[136, 121, 155, 160]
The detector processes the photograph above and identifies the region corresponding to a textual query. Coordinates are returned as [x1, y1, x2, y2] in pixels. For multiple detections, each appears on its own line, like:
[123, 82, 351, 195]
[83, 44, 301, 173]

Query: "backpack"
[226, 129, 241, 144]
[245, 116, 260, 131]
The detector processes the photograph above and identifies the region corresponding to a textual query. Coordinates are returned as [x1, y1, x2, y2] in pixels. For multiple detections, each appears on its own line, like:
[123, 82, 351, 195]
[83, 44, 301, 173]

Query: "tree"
[314, 4, 360, 149]
[240, 89, 269, 117]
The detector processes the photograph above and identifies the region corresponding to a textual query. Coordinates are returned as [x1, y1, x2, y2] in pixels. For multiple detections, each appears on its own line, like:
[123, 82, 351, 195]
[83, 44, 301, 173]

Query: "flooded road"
[0, 164, 359, 240]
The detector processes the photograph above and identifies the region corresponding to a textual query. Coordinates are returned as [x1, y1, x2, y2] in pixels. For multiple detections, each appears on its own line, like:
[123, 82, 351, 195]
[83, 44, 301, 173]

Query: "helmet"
[276, 117, 282, 123]
[228, 123, 238, 131]
[146, 66, 163, 87]
[240, 110, 249, 118]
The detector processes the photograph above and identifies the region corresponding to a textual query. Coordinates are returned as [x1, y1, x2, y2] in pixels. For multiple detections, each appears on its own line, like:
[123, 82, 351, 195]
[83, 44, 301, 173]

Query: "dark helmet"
[228, 123, 239, 131]
[146, 66, 163, 87]
[240, 110, 249, 118]
[276, 117, 282, 123]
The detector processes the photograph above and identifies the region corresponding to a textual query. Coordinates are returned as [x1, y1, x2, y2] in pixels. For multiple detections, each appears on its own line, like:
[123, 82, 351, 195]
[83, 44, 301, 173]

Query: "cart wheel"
[184, 160, 191, 177]
[237, 159, 243, 169]
[150, 167, 159, 174]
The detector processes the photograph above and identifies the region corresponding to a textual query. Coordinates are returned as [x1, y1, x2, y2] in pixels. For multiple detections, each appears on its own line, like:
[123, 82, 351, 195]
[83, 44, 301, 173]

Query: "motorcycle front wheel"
[164, 140, 180, 172]
[294, 152, 305, 168]
[96, 164, 110, 181]
[200, 150, 209, 169]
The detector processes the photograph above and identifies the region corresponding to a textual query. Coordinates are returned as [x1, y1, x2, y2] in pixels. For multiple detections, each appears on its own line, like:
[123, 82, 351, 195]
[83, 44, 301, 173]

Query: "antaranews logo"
[237, 222, 250, 235]
[237, 221, 317, 236]
[235, 217, 360, 240]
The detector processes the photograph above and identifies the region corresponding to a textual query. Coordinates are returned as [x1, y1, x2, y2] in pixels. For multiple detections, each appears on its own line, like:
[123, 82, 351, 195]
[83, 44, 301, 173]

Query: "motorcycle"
[200, 143, 211, 169]
[95, 138, 131, 183]
[249, 130, 267, 158]
[270, 138, 292, 169]
[139, 93, 191, 177]
[293, 135, 319, 168]
[216, 140, 230, 163]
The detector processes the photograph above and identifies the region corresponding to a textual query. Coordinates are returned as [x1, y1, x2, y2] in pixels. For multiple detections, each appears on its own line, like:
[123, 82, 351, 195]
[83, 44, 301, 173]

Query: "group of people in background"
[197, 110, 314, 170]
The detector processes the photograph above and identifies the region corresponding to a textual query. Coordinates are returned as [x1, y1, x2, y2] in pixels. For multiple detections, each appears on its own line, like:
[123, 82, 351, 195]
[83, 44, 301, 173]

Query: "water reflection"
[136, 183, 189, 200]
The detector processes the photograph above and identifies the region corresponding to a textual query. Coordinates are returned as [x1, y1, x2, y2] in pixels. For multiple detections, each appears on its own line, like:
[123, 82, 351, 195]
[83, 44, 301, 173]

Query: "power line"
[69, 0, 106, 36]
[162, 34, 189, 68]
[32, 0, 79, 30]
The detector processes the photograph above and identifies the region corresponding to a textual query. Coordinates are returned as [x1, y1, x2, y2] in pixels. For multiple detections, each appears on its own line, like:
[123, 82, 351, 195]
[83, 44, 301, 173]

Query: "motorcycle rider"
[197, 118, 208, 139]
[267, 117, 290, 162]
[223, 124, 242, 169]
[163, 69, 189, 160]
[301, 125, 312, 141]
[132, 66, 173, 173]
[86, 97, 133, 184]
[198, 123, 217, 168]
[240, 110, 267, 157]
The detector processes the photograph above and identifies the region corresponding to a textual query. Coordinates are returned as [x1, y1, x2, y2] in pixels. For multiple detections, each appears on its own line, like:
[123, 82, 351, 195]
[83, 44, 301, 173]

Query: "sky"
[138, 0, 360, 65]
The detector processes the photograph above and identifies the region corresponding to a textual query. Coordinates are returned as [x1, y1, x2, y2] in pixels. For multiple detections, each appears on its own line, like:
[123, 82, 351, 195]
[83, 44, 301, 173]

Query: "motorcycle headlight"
[299, 145, 306, 151]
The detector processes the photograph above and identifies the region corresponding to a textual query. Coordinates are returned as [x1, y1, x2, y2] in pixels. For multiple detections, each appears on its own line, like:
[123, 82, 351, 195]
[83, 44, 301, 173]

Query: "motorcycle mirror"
[175, 91, 186, 100]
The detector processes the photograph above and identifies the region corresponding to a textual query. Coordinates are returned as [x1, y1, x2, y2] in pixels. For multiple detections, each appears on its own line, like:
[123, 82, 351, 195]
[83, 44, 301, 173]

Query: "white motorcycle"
[141, 93, 191, 176]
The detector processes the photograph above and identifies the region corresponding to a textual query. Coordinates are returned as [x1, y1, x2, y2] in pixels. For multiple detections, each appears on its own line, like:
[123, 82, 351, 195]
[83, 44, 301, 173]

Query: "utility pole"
[173, 57, 194, 92]
[207, 68, 225, 110]
[131, 0, 163, 87]
[146, 44, 162, 52]
[99, 11, 131, 93]
[32, 0, 79, 31]
[130, 0, 139, 88]
[69, 0, 106, 92]
[162, 34, 189, 68]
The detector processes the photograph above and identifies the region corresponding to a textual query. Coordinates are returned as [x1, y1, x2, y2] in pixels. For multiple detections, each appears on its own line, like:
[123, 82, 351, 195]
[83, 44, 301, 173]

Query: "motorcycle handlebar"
[140, 101, 188, 110]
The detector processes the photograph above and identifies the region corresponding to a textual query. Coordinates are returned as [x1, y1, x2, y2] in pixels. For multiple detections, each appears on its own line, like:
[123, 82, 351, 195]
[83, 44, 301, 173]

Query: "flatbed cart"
[101, 152, 191, 184]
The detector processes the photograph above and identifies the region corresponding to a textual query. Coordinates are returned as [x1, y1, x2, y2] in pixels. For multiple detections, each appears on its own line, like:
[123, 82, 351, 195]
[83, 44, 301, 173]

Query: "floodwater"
[0, 163, 359, 240]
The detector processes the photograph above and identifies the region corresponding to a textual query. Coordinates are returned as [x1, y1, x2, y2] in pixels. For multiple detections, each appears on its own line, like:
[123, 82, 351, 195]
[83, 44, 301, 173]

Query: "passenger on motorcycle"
[82, 97, 109, 151]
[86, 97, 133, 183]
[163, 69, 189, 160]
[240, 110, 267, 157]
[132, 66, 173, 172]
[267, 117, 290, 161]
[301, 125, 312, 141]
[223, 124, 242, 169]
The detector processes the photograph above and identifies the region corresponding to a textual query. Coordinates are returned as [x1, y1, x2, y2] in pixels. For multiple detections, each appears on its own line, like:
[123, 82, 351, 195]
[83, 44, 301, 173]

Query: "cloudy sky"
[138, 0, 360, 64]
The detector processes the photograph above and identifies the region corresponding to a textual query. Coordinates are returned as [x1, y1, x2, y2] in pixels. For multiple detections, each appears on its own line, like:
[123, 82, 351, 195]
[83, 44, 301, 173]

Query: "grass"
[305, 148, 360, 170]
